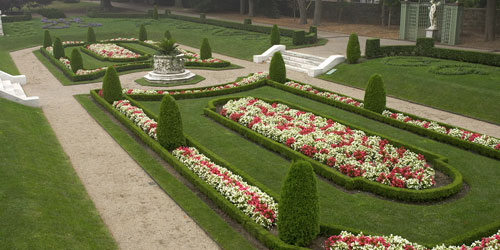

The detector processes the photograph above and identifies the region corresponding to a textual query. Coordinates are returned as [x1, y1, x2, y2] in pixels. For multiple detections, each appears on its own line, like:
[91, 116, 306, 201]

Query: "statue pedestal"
[144, 54, 195, 84]
[426, 28, 438, 39]
[144, 70, 195, 83]
[0, 13, 4, 36]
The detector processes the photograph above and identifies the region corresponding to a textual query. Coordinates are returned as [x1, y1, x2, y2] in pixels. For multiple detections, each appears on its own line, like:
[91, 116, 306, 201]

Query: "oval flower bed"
[111, 99, 277, 228]
[324, 230, 500, 250]
[220, 97, 435, 190]
[86, 43, 141, 59]
[284, 81, 500, 152]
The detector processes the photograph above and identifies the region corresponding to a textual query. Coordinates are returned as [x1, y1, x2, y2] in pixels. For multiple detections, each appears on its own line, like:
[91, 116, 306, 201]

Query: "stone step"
[1, 79, 13, 90]
[284, 64, 309, 74]
[281, 54, 322, 67]
[281, 50, 326, 63]
[265, 57, 318, 70]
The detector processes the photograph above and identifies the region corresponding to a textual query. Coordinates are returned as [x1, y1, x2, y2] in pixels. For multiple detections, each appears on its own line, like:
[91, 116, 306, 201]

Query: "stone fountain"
[144, 40, 195, 84]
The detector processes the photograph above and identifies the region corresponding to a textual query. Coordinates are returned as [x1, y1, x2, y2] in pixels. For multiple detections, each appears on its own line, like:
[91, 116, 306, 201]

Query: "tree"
[43, 30, 52, 48]
[52, 37, 64, 59]
[313, 0, 322, 26]
[485, 0, 496, 41]
[297, 0, 307, 24]
[346, 33, 361, 64]
[200, 38, 212, 59]
[70, 48, 83, 74]
[240, 0, 246, 14]
[269, 52, 286, 83]
[270, 24, 281, 45]
[139, 24, 147, 41]
[385, 0, 399, 28]
[248, 0, 255, 17]
[100, 0, 112, 11]
[364, 74, 386, 114]
[157, 95, 186, 151]
[102, 67, 122, 104]
[87, 27, 96, 43]
[175, 0, 182, 7]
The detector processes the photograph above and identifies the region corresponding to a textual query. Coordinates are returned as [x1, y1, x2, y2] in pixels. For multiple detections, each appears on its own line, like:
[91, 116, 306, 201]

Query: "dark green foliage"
[70, 48, 83, 73]
[102, 67, 122, 103]
[1, 12, 31, 23]
[157, 95, 186, 151]
[138, 24, 147, 41]
[43, 30, 52, 48]
[270, 24, 280, 46]
[379, 45, 416, 56]
[52, 37, 65, 59]
[365, 39, 381, 58]
[426, 47, 500, 67]
[364, 74, 386, 113]
[243, 18, 252, 25]
[200, 13, 206, 19]
[292, 31, 305, 45]
[346, 33, 361, 64]
[153, 5, 159, 20]
[164, 9, 171, 15]
[309, 26, 318, 42]
[38, 8, 66, 19]
[200, 38, 212, 60]
[278, 161, 319, 247]
[164, 30, 172, 40]
[416, 38, 435, 54]
[87, 27, 96, 43]
[269, 52, 286, 83]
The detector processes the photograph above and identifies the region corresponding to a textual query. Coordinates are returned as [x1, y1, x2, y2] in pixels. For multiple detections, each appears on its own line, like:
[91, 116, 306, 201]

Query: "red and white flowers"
[62, 41, 84, 45]
[325, 230, 500, 250]
[113, 100, 158, 140]
[220, 97, 435, 190]
[173, 146, 278, 229]
[177, 48, 223, 63]
[86, 43, 140, 59]
[285, 81, 364, 107]
[99, 37, 138, 42]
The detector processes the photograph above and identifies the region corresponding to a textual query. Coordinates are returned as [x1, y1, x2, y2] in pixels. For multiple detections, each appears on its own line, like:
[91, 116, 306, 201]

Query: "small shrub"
[38, 8, 66, 19]
[70, 48, 83, 73]
[164, 30, 172, 40]
[200, 13, 206, 19]
[157, 95, 186, 151]
[52, 37, 65, 59]
[243, 18, 252, 25]
[346, 33, 361, 64]
[153, 5, 159, 20]
[87, 27, 96, 43]
[43, 30, 52, 48]
[278, 161, 320, 247]
[416, 38, 434, 55]
[364, 74, 386, 114]
[102, 67, 122, 103]
[365, 39, 381, 58]
[164, 9, 171, 15]
[270, 24, 280, 46]
[292, 31, 305, 45]
[309, 26, 318, 42]
[200, 38, 212, 60]
[269, 51, 286, 83]
[139, 24, 147, 41]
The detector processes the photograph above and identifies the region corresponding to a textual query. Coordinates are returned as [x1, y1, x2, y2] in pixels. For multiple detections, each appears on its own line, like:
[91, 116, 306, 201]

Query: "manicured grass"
[75, 94, 256, 250]
[319, 57, 500, 125]
[134, 75, 205, 87]
[64, 46, 118, 69]
[138, 86, 500, 246]
[0, 98, 117, 249]
[0, 51, 21, 75]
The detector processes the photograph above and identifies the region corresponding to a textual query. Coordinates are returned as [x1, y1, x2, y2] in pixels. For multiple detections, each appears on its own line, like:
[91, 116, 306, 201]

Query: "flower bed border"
[80, 43, 150, 62]
[204, 96, 462, 202]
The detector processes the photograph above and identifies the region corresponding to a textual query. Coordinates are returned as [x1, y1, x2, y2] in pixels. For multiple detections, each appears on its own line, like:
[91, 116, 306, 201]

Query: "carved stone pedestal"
[144, 54, 195, 84]
[425, 28, 438, 39]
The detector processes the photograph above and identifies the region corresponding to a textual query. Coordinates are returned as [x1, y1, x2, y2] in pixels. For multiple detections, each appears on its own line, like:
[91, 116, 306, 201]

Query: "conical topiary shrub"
[52, 37, 65, 59]
[70, 48, 83, 74]
[270, 24, 280, 46]
[200, 38, 212, 60]
[363, 73, 386, 114]
[164, 30, 172, 40]
[278, 161, 320, 247]
[269, 51, 286, 83]
[157, 95, 186, 151]
[152, 5, 159, 20]
[139, 24, 147, 41]
[102, 67, 122, 103]
[87, 27, 96, 43]
[43, 30, 52, 48]
[346, 33, 361, 64]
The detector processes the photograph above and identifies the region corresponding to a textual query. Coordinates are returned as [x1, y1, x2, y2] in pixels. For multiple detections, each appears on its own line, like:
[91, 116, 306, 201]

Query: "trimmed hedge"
[102, 67, 123, 103]
[38, 8, 66, 19]
[205, 94, 463, 202]
[139, 24, 147, 41]
[365, 39, 380, 59]
[269, 52, 286, 83]
[152, 5, 159, 20]
[244, 18, 252, 25]
[271, 24, 281, 46]
[309, 26, 318, 43]
[346, 33, 361, 64]
[87, 27, 96, 43]
[292, 31, 305, 46]
[87, 11, 149, 18]
[279, 161, 320, 247]
[52, 37, 65, 59]
[157, 95, 186, 151]
[200, 38, 212, 60]
[363, 74, 386, 114]
[43, 30, 52, 48]
[1, 12, 32, 22]
[70, 48, 84, 73]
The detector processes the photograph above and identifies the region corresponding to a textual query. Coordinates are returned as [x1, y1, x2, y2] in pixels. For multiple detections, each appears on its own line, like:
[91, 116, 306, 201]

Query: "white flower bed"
[112, 100, 157, 140]
[177, 48, 223, 63]
[62, 41, 84, 45]
[285, 81, 363, 107]
[99, 37, 138, 42]
[173, 147, 278, 228]
[122, 72, 269, 95]
[221, 97, 435, 190]
[325, 230, 500, 250]
[86, 43, 140, 59]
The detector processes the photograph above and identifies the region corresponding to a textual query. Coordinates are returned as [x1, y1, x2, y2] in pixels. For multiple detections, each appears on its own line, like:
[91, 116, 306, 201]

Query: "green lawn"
[138, 86, 500, 246]
[319, 57, 500, 125]
[0, 98, 117, 249]
[64, 46, 118, 69]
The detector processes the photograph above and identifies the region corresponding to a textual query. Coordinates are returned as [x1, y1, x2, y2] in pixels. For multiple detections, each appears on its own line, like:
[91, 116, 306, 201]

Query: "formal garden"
[1, 2, 500, 249]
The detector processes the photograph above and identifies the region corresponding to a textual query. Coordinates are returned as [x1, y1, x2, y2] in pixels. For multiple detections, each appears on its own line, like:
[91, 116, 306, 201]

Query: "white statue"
[428, 0, 441, 30]
[0, 10, 4, 36]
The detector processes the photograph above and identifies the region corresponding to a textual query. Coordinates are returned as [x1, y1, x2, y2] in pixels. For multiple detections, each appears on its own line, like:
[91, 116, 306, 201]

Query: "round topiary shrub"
[157, 95, 186, 151]
[153, 5, 159, 20]
[363, 73, 386, 114]
[43, 30, 52, 48]
[270, 24, 280, 46]
[346, 33, 361, 64]
[102, 67, 122, 103]
[200, 38, 212, 60]
[278, 161, 320, 247]
[164, 30, 172, 40]
[269, 51, 286, 83]
[87, 27, 96, 43]
[139, 24, 147, 41]
[70, 48, 83, 73]
[52, 37, 65, 59]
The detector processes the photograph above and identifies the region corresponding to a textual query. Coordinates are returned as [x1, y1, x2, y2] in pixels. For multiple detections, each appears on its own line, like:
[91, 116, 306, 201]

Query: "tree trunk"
[381, 0, 386, 26]
[337, 0, 343, 23]
[174, 0, 183, 7]
[313, 0, 322, 26]
[485, 0, 496, 41]
[297, 0, 307, 24]
[100, 0, 112, 11]
[388, 6, 392, 28]
[240, 0, 246, 14]
[248, 0, 255, 17]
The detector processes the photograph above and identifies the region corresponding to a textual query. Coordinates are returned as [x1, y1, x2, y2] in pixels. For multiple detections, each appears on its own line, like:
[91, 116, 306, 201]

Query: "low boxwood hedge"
[1, 12, 32, 22]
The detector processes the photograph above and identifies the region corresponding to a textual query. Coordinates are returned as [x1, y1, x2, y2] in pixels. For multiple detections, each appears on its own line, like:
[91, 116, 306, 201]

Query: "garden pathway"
[9, 44, 500, 249]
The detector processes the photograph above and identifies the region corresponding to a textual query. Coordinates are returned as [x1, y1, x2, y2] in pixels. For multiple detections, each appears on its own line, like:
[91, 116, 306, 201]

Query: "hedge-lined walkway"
[10, 43, 500, 248]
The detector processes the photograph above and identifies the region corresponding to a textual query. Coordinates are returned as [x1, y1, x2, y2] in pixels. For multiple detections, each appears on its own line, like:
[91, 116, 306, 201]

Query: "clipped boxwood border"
[89, 89, 307, 250]
[205, 96, 463, 202]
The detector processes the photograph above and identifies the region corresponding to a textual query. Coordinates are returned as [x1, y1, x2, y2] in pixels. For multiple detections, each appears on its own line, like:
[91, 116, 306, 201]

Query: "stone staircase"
[267, 50, 326, 74]
[0, 71, 40, 107]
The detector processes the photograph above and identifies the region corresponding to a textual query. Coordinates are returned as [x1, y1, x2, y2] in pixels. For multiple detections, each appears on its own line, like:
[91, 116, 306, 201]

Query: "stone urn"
[144, 50, 195, 84]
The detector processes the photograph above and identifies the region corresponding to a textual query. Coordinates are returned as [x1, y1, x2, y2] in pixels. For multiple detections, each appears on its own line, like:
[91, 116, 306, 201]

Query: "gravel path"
[10, 44, 500, 249]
